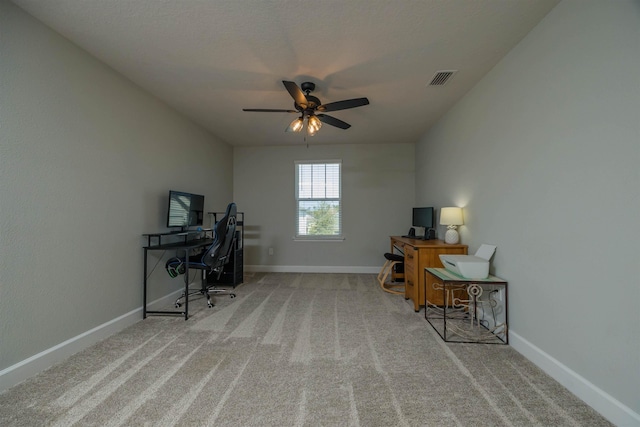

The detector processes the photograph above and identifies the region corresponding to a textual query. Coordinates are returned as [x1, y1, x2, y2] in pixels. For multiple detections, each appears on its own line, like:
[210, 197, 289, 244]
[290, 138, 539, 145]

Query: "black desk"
[143, 236, 214, 320]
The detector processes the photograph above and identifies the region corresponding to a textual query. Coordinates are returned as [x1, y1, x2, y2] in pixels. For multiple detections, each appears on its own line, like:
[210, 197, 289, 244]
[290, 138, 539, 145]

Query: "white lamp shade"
[440, 207, 463, 226]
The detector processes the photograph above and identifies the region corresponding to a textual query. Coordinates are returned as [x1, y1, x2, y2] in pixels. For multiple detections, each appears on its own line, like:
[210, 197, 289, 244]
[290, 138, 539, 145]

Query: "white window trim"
[294, 159, 343, 241]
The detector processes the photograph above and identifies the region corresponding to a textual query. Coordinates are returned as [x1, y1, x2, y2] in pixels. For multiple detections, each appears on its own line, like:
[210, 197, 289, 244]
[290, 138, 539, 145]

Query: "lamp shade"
[440, 207, 463, 226]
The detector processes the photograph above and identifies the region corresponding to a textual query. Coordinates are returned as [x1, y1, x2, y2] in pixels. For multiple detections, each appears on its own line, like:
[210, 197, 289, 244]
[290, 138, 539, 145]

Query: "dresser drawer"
[403, 245, 417, 302]
[390, 236, 468, 312]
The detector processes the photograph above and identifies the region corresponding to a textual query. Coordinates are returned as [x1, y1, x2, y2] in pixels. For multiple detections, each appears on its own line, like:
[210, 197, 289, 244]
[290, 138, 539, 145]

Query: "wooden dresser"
[390, 237, 467, 311]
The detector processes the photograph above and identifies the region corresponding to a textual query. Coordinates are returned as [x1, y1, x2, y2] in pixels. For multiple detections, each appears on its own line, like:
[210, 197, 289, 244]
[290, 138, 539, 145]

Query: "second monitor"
[166, 190, 205, 230]
[412, 207, 435, 239]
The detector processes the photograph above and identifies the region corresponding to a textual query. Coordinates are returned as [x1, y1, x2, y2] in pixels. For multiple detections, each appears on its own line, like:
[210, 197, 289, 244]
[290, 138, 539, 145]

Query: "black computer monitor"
[166, 190, 204, 229]
[412, 207, 435, 238]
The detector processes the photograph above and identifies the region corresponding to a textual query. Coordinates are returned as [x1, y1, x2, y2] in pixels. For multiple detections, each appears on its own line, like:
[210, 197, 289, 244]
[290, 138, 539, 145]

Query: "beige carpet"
[0, 273, 610, 426]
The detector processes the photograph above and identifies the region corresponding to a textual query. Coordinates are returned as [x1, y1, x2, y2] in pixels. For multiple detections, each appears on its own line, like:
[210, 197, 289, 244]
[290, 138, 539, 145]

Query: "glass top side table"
[424, 268, 508, 344]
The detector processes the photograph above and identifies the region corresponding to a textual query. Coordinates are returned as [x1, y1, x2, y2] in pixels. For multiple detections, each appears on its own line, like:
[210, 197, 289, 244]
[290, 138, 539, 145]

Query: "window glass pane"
[298, 200, 340, 236]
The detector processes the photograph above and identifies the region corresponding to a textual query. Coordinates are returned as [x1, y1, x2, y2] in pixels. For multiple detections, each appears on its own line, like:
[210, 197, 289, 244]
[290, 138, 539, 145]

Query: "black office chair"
[166, 202, 238, 308]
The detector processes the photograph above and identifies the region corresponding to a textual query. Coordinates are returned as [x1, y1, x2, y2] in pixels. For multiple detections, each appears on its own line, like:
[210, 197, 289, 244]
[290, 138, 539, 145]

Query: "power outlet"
[268, 247, 274, 256]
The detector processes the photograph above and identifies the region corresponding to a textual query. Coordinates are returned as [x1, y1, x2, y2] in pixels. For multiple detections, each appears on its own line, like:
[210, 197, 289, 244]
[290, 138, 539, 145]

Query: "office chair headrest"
[225, 202, 237, 220]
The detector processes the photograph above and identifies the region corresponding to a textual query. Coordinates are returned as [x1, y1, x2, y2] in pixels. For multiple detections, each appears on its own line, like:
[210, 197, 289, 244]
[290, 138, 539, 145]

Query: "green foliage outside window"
[306, 202, 339, 235]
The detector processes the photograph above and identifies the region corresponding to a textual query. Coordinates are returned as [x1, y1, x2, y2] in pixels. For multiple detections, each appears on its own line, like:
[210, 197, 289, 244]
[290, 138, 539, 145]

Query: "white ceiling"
[13, 0, 560, 147]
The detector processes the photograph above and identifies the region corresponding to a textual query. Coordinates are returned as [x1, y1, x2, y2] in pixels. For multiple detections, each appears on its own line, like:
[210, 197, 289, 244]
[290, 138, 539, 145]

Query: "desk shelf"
[143, 229, 213, 248]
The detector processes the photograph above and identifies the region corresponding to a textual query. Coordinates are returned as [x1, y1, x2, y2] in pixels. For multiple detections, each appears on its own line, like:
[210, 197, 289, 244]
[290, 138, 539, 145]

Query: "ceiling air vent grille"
[428, 70, 457, 86]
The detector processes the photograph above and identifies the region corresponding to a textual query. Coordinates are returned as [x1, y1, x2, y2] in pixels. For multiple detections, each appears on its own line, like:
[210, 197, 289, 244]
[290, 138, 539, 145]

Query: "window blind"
[295, 161, 341, 238]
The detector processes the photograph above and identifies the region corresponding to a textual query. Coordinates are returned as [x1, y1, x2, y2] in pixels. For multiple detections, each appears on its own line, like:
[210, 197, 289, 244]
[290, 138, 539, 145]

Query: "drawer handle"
[407, 254, 414, 260]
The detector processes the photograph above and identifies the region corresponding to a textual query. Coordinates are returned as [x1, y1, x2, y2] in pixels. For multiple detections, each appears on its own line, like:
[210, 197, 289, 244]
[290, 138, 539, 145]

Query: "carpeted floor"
[0, 272, 611, 426]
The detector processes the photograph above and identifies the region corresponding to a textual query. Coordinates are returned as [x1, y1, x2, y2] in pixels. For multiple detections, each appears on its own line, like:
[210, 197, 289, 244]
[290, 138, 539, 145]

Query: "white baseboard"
[510, 330, 640, 427]
[245, 265, 380, 274]
[0, 289, 182, 394]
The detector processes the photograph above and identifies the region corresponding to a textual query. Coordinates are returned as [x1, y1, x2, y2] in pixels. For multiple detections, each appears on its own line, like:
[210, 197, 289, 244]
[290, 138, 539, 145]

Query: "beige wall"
[234, 143, 415, 271]
[0, 0, 233, 378]
[415, 0, 639, 422]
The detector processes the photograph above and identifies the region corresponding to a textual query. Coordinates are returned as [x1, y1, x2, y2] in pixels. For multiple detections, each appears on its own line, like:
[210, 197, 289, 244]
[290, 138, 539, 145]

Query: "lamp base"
[444, 229, 459, 244]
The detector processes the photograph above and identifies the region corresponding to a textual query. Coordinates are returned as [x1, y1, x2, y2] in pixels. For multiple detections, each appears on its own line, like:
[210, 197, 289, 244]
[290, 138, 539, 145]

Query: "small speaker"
[425, 228, 436, 240]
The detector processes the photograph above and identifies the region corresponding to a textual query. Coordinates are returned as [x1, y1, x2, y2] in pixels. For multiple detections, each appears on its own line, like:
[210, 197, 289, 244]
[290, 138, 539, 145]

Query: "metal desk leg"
[183, 254, 189, 321]
[143, 248, 148, 319]
[443, 282, 448, 341]
[505, 286, 509, 344]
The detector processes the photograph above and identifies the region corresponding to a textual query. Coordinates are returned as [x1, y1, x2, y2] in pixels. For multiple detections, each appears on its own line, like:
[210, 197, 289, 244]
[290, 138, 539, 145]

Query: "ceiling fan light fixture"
[308, 115, 322, 132]
[286, 116, 304, 132]
[306, 115, 322, 136]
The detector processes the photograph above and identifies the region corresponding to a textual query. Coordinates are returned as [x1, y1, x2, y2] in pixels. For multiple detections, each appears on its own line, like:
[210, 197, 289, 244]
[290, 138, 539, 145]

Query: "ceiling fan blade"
[243, 108, 298, 113]
[282, 80, 308, 109]
[317, 97, 369, 112]
[316, 114, 351, 130]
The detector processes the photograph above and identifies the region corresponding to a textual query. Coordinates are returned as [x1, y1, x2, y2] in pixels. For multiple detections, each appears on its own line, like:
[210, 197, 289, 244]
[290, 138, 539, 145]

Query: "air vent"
[428, 70, 457, 86]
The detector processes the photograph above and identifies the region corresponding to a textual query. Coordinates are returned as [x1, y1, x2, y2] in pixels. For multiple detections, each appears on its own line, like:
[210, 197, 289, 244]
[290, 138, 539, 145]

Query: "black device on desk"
[402, 227, 435, 240]
[402, 227, 416, 238]
[410, 206, 436, 240]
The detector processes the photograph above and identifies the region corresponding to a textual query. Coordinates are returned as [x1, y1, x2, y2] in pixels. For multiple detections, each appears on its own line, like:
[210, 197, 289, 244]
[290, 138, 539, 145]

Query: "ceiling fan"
[243, 81, 369, 136]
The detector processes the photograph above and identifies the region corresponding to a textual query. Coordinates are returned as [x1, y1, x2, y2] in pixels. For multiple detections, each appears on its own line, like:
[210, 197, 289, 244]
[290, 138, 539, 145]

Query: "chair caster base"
[175, 289, 237, 310]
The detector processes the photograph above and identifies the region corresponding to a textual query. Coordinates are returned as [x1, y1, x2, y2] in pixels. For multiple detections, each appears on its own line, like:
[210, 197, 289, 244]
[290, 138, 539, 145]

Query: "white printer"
[439, 244, 496, 279]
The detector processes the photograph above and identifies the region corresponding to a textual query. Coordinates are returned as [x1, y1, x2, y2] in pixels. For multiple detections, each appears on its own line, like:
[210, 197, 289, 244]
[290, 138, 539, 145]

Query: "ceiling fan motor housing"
[295, 95, 321, 112]
[300, 82, 316, 93]
[294, 82, 320, 112]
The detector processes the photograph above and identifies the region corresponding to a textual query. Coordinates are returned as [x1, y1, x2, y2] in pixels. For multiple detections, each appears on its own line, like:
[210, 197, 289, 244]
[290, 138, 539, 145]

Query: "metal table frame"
[424, 268, 508, 344]
[143, 232, 214, 320]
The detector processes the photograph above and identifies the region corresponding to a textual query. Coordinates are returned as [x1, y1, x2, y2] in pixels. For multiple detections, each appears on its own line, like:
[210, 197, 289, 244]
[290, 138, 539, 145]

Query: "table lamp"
[440, 207, 463, 244]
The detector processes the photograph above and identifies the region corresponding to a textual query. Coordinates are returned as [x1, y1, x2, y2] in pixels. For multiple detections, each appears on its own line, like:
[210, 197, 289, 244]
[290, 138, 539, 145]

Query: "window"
[295, 160, 342, 239]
